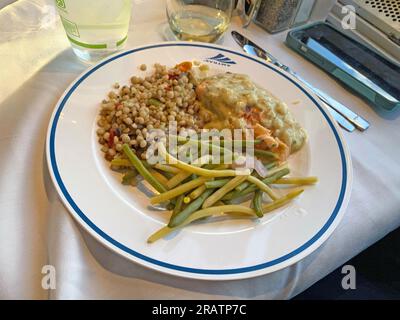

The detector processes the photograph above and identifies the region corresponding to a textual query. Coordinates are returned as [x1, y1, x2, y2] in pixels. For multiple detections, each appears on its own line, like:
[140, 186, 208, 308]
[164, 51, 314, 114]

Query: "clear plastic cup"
[166, 0, 234, 43]
[54, 0, 132, 63]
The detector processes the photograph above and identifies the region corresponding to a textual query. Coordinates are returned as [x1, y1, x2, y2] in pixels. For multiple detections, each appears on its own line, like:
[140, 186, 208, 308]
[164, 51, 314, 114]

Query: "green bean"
[267, 163, 289, 176]
[202, 175, 248, 208]
[167, 171, 192, 189]
[141, 160, 153, 169]
[221, 190, 243, 203]
[252, 190, 264, 218]
[154, 163, 181, 174]
[222, 168, 290, 201]
[234, 181, 250, 192]
[234, 162, 277, 192]
[247, 176, 278, 200]
[241, 168, 290, 196]
[111, 158, 133, 167]
[150, 177, 209, 204]
[121, 170, 137, 186]
[263, 189, 304, 212]
[149, 169, 169, 188]
[263, 167, 290, 183]
[170, 194, 184, 221]
[168, 188, 214, 228]
[274, 177, 318, 185]
[167, 161, 222, 189]
[122, 144, 167, 193]
[259, 158, 275, 165]
[162, 171, 175, 180]
[205, 178, 232, 189]
[254, 149, 279, 160]
[265, 161, 278, 170]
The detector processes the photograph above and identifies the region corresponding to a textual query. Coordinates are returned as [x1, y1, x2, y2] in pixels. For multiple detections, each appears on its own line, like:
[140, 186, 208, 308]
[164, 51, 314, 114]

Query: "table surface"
[1, 0, 399, 299]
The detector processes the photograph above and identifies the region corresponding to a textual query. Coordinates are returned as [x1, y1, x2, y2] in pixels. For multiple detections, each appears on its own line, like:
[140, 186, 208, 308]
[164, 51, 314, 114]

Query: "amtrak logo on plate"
[204, 53, 236, 66]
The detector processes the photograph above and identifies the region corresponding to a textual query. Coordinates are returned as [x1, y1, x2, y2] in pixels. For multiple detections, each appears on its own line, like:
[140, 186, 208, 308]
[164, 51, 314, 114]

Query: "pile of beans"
[97, 63, 207, 161]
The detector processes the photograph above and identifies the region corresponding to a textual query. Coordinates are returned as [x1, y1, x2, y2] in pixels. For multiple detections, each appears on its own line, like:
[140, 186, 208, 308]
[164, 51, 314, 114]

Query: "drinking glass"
[166, 0, 234, 43]
[54, 0, 132, 63]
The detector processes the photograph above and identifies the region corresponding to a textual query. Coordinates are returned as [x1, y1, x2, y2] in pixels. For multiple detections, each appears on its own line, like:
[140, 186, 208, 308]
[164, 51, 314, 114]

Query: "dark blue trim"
[49, 43, 347, 275]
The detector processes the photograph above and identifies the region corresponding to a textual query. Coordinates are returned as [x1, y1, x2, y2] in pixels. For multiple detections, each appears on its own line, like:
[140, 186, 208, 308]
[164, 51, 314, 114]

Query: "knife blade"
[231, 31, 369, 132]
[322, 102, 356, 132]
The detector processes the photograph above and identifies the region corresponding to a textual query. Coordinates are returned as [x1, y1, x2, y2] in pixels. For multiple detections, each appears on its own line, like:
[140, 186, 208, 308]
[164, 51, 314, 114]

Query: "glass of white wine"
[166, 0, 234, 43]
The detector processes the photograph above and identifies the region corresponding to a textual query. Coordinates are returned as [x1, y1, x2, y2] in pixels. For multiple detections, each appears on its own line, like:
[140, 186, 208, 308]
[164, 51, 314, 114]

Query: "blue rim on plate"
[48, 43, 348, 275]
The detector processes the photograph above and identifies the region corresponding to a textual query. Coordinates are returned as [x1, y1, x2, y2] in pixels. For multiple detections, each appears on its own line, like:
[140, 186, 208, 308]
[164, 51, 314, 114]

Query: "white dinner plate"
[46, 42, 352, 280]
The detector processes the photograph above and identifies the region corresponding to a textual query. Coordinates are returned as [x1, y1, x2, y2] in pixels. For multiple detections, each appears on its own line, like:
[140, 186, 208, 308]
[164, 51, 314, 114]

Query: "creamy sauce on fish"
[196, 72, 307, 153]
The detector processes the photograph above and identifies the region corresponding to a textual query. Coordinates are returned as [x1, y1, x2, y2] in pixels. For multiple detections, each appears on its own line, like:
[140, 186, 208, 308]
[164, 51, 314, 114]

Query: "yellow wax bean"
[166, 171, 192, 189]
[188, 185, 207, 200]
[247, 176, 278, 200]
[149, 169, 169, 189]
[150, 177, 209, 204]
[263, 189, 304, 212]
[274, 177, 318, 185]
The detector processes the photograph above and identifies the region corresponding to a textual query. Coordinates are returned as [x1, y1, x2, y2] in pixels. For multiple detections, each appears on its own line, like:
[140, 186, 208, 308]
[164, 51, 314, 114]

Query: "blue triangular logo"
[206, 53, 236, 65]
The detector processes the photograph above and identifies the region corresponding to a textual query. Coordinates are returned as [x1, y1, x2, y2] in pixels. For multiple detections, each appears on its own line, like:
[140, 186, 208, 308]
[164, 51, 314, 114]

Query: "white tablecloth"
[1, 0, 399, 300]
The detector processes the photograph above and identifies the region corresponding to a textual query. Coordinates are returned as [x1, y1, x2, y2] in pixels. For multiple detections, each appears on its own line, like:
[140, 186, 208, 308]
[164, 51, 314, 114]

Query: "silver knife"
[231, 31, 369, 132]
[324, 103, 356, 132]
